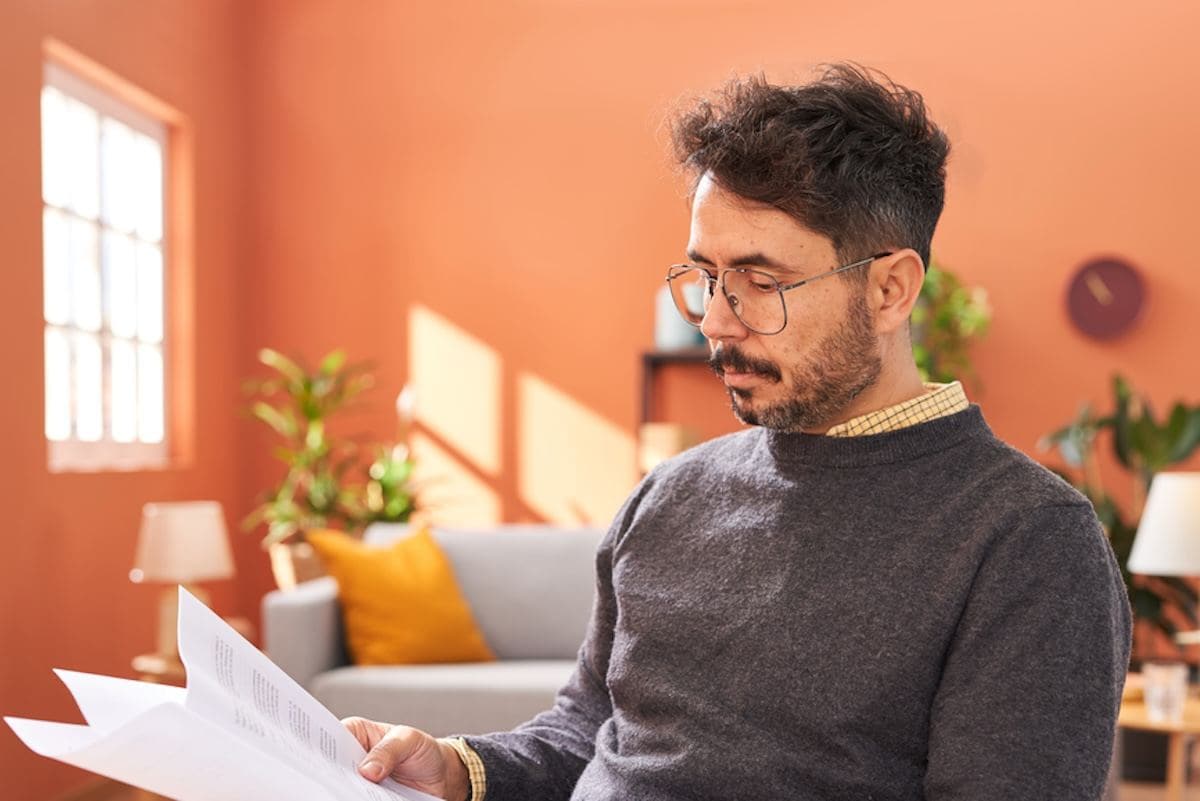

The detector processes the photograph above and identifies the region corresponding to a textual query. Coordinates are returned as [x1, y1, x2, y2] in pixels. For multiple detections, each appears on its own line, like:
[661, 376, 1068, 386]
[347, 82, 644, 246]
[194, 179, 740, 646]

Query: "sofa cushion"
[365, 524, 604, 660]
[310, 660, 577, 737]
[307, 527, 495, 665]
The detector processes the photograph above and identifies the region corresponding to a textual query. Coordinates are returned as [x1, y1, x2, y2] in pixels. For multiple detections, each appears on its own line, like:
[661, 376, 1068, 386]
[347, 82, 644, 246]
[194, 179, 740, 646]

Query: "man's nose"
[700, 282, 750, 341]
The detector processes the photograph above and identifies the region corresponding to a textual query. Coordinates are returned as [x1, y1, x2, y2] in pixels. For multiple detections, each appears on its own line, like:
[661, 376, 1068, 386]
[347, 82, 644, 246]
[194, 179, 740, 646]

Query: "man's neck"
[801, 365, 929, 436]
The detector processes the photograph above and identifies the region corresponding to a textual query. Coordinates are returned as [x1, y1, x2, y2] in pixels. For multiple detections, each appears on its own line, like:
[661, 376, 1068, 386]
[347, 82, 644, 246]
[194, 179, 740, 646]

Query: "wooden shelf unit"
[639, 346, 710, 424]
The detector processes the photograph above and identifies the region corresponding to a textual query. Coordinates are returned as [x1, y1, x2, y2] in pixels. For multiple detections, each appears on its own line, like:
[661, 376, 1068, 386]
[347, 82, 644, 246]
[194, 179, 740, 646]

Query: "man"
[345, 64, 1132, 801]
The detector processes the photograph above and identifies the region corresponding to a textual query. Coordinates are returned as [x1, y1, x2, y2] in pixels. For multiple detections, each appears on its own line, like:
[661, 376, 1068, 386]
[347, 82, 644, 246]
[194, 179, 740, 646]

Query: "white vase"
[654, 284, 705, 350]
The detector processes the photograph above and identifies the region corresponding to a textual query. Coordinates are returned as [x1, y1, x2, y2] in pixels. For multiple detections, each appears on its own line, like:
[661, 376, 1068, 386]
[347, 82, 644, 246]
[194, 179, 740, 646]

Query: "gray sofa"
[263, 524, 604, 736]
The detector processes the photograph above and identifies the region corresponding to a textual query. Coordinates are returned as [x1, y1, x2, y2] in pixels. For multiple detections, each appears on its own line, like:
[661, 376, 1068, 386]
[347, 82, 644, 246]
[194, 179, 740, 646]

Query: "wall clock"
[1066, 257, 1146, 340]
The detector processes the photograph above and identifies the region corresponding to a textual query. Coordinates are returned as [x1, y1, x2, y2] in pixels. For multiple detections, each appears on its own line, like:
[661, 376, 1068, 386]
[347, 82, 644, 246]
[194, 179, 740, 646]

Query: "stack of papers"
[5, 588, 442, 801]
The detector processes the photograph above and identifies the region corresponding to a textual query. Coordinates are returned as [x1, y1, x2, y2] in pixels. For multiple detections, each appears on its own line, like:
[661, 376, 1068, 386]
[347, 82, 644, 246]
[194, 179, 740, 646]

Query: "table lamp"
[1128, 473, 1200, 645]
[130, 500, 235, 658]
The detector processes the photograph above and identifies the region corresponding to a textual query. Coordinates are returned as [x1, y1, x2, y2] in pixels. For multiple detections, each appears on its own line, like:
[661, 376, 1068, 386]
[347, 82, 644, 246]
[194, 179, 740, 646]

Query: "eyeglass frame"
[665, 251, 894, 335]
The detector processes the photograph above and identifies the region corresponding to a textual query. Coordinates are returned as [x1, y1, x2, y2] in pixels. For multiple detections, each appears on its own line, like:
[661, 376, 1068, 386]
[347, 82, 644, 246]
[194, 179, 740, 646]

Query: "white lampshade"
[1128, 473, 1200, 576]
[131, 501, 235, 584]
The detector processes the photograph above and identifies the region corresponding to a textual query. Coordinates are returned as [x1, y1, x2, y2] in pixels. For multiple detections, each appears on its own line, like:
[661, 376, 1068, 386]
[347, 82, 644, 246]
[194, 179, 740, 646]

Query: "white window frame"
[43, 61, 171, 473]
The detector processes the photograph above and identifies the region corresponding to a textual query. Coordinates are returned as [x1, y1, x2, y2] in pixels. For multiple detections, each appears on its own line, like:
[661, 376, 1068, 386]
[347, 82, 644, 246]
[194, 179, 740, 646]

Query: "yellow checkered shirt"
[441, 737, 487, 801]
[824, 381, 969, 437]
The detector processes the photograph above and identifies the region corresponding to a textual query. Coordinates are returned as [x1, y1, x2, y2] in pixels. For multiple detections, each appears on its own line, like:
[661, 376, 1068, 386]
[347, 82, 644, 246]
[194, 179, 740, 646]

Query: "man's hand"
[342, 716, 470, 801]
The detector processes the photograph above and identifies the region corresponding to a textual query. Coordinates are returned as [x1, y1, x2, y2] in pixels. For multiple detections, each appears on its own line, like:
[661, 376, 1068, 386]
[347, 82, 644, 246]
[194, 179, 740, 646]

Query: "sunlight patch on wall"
[411, 431, 501, 526]
[517, 373, 637, 527]
[408, 305, 500, 475]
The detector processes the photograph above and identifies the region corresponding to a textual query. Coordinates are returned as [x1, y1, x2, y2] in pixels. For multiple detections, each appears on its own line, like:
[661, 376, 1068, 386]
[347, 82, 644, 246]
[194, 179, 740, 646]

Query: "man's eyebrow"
[685, 249, 796, 273]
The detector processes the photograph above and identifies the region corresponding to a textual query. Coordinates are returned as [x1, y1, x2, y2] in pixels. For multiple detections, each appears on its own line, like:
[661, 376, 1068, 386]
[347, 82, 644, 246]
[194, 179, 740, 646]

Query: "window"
[42, 62, 168, 471]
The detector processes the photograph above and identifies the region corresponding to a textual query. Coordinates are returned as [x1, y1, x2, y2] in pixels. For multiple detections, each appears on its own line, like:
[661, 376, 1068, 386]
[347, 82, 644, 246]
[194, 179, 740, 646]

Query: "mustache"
[708, 346, 782, 382]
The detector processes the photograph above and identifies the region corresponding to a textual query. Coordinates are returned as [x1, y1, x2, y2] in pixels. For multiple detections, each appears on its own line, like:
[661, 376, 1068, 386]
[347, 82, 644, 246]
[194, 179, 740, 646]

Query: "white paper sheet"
[5, 587, 444, 801]
[55, 669, 185, 730]
[8, 703, 324, 801]
[176, 588, 438, 801]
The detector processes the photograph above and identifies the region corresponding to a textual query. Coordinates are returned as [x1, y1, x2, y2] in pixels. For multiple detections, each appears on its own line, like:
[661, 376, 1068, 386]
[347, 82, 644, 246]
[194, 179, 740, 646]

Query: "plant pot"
[268, 541, 326, 591]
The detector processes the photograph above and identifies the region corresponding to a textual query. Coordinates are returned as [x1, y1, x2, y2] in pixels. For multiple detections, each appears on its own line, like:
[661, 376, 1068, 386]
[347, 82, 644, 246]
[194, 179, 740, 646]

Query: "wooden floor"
[1123, 782, 1193, 800]
[56, 780, 1190, 801]
[57, 780, 163, 801]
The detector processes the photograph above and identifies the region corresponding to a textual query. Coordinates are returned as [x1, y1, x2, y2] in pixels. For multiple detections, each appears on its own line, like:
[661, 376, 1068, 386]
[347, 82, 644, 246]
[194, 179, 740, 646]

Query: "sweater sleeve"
[925, 503, 1132, 801]
[461, 481, 641, 800]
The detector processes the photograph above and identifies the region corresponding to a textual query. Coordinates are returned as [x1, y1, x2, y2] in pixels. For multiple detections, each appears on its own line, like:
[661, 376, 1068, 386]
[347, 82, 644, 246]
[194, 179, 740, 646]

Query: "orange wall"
[3, 1, 1200, 799]
[244, 0, 1200, 520]
[0, 2, 254, 798]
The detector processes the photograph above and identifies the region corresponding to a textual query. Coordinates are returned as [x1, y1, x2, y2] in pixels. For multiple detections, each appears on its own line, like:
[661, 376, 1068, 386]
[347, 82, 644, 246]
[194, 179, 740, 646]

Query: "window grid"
[42, 62, 169, 472]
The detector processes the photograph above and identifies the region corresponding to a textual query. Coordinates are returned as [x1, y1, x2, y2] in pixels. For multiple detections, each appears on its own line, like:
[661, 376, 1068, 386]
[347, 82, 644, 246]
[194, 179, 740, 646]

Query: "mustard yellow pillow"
[306, 527, 495, 665]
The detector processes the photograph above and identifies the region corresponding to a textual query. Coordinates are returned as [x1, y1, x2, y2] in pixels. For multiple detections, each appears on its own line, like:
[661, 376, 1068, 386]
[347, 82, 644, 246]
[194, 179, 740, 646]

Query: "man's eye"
[751, 281, 777, 292]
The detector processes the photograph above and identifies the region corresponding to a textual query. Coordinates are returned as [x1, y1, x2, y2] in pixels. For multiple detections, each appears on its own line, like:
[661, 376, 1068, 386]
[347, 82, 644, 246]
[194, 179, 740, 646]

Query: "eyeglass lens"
[668, 267, 785, 334]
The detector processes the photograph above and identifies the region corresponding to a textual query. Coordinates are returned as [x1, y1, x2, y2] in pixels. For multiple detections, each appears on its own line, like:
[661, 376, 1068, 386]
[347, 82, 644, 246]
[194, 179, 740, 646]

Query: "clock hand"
[1085, 273, 1114, 306]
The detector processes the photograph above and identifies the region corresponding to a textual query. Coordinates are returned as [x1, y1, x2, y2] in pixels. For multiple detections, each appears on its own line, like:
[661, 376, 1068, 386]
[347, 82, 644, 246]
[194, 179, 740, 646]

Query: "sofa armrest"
[262, 576, 347, 689]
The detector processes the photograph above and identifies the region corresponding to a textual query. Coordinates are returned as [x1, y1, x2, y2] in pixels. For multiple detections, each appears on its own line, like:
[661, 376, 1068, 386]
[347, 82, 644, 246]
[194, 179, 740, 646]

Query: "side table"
[131, 653, 187, 685]
[1119, 686, 1200, 801]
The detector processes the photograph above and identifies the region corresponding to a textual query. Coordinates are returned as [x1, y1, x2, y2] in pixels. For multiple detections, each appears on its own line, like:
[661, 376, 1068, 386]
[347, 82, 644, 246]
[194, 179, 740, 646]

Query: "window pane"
[137, 243, 163, 343]
[70, 218, 101, 332]
[45, 328, 72, 441]
[64, 96, 100, 219]
[105, 231, 137, 338]
[133, 133, 163, 242]
[43, 70, 171, 466]
[138, 344, 164, 443]
[43, 208, 71, 325]
[74, 333, 103, 442]
[41, 87, 70, 209]
[111, 339, 137, 443]
[101, 118, 137, 233]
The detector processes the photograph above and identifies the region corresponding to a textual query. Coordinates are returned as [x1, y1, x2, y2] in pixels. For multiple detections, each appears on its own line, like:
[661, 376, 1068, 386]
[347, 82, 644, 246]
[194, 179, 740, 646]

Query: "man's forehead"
[690, 173, 777, 215]
[687, 175, 832, 269]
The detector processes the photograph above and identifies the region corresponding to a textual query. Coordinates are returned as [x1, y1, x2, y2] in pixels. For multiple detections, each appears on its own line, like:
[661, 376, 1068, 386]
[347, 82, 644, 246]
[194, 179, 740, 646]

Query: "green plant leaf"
[259, 348, 305, 385]
[319, 350, 347, 376]
[262, 519, 300, 548]
[1131, 587, 1162, 625]
[251, 402, 298, 438]
[241, 504, 269, 531]
[305, 419, 326, 451]
[1159, 575, 1200, 612]
[910, 257, 990, 388]
[1109, 374, 1135, 470]
[1037, 403, 1099, 470]
[1168, 409, 1200, 464]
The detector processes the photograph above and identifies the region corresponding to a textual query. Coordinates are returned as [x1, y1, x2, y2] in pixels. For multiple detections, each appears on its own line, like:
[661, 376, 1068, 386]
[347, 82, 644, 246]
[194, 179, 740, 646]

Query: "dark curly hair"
[671, 63, 949, 272]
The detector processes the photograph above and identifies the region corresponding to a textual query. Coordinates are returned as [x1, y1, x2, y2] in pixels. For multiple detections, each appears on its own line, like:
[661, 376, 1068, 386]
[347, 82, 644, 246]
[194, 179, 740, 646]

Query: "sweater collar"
[761, 405, 991, 468]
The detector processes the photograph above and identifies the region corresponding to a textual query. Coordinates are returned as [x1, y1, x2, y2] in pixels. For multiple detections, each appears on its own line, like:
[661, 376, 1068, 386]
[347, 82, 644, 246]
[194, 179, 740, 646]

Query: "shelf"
[639, 346, 711, 423]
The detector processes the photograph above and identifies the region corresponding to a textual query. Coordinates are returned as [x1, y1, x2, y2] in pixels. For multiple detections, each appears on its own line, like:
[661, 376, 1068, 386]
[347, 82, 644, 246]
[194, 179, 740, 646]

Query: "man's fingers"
[341, 716, 388, 750]
[357, 724, 425, 783]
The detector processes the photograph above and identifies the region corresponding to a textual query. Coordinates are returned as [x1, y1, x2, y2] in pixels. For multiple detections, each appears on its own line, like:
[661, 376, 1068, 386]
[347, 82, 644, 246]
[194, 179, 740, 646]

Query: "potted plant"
[362, 384, 419, 525]
[911, 258, 991, 388]
[1041, 375, 1200, 654]
[242, 348, 417, 589]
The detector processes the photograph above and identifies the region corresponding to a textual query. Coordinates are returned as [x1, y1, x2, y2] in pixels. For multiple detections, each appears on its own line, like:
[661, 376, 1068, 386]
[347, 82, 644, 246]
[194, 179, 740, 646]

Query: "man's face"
[687, 174, 883, 432]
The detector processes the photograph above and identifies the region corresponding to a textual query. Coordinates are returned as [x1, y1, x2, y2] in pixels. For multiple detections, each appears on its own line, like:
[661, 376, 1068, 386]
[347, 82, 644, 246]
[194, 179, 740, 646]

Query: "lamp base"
[155, 584, 209, 658]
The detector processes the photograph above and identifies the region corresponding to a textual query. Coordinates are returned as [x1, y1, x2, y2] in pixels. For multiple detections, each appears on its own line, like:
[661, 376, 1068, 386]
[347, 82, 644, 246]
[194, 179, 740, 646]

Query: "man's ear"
[870, 250, 925, 334]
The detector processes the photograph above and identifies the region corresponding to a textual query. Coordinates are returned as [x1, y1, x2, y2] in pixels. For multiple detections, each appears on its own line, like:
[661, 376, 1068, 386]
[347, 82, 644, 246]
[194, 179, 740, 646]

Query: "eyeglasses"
[665, 252, 893, 335]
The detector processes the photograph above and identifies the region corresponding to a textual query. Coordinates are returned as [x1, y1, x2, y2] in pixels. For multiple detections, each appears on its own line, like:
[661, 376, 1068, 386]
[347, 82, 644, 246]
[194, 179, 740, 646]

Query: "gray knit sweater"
[467, 407, 1132, 800]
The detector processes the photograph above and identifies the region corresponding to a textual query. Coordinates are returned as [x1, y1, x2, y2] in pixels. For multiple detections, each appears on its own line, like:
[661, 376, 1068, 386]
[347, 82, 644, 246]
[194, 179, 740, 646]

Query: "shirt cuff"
[440, 736, 486, 801]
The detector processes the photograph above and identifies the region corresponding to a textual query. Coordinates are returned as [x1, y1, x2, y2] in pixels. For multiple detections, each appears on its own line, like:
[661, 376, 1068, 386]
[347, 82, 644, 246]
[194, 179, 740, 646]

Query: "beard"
[709, 289, 883, 431]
